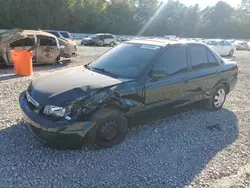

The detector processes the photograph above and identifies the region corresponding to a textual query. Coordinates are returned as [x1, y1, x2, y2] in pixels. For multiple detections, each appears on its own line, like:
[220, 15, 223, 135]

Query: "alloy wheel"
[214, 88, 226, 108]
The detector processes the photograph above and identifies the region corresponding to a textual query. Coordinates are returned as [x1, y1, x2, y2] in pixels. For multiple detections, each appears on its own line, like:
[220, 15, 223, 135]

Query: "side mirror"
[151, 69, 167, 78]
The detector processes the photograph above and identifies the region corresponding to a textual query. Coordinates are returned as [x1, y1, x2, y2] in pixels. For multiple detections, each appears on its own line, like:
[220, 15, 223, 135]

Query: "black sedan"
[20, 39, 238, 149]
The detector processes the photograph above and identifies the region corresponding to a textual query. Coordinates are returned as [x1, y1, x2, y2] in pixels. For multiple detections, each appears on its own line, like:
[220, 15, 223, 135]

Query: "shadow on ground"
[0, 105, 238, 187]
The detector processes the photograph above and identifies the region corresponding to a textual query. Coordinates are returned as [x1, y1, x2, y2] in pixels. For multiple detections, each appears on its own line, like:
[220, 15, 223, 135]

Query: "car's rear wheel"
[229, 49, 234, 57]
[87, 107, 128, 149]
[205, 85, 227, 111]
[110, 42, 115, 47]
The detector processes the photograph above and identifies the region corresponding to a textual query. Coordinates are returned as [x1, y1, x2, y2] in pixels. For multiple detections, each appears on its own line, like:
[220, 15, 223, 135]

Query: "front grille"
[25, 91, 42, 113]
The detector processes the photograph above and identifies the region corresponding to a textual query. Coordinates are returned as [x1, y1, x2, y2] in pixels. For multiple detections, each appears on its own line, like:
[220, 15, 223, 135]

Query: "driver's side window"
[219, 41, 224, 46]
[153, 45, 188, 76]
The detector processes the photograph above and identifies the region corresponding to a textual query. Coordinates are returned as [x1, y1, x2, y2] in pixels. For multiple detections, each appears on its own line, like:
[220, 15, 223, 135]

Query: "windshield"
[60, 32, 70, 39]
[89, 43, 161, 79]
[206, 41, 219, 46]
[89, 35, 97, 39]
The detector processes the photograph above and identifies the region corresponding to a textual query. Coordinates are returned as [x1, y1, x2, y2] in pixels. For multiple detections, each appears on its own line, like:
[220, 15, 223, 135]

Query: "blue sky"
[162, 0, 241, 8]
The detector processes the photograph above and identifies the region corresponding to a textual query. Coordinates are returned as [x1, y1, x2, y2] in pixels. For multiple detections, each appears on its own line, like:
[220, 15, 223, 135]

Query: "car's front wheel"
[205, 85, 227, 111]
[87, 107, 128, 149]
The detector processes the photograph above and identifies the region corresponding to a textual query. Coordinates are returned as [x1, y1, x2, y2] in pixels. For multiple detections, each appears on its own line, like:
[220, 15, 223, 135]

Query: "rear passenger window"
[39, 37, 57, 46]
[105, 35, 114, 39]
[189, 45, 220, 70]
[207, 49, 219, 67]
[188, 45, 208, 70]
[154, 46, 187, 75]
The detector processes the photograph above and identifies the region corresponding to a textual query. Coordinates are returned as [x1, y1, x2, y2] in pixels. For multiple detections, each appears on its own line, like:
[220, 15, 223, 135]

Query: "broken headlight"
[43, 105, 71, 118]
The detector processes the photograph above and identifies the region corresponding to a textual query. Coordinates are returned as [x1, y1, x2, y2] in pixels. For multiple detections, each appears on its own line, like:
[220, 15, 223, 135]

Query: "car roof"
[23, 30, 56, 38]
[126, 38, 206, 47]
[45, 30, 69, 33]
[95, 33, 113, 36]
[207, 39, 223, 42]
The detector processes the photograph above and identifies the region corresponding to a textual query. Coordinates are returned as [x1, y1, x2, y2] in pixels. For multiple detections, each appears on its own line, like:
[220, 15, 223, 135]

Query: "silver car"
[81, 33, 117, 47]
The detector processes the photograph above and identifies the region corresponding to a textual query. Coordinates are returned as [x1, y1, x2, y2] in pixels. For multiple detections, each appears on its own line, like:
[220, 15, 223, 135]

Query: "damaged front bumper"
[19, 92, 95, 148]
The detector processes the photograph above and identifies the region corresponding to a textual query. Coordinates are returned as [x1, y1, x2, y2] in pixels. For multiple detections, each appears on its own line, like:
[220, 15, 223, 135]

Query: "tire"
[204, 85, 227, 111]
[229, 49, 234, 57]
[87, 107, 128, 149]
[110, 42, 115, 47]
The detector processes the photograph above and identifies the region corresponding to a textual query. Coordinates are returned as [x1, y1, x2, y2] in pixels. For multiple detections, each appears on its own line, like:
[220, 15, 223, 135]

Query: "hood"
[0, 29, 27, 44]
[28, 66, 132, 106]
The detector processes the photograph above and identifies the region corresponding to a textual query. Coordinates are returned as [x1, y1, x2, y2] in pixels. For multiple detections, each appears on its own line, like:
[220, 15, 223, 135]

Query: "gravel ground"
[0, 48, 250, 188]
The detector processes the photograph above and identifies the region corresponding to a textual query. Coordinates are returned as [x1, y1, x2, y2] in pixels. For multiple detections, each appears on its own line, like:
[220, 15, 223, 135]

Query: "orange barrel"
[11, 50, 33, 76]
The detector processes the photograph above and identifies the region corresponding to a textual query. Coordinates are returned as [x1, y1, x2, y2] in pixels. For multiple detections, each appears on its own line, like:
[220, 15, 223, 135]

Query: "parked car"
[19, 39, 238, 149]
[234, 40, 248, 50]
[206, 40, 235, 56]
[45, 30, 73, 40]
[247, 42, 250, 51]
[44, 30, 77, 46]
[81, 33, 117, 47]
[0, 29, 76, 66]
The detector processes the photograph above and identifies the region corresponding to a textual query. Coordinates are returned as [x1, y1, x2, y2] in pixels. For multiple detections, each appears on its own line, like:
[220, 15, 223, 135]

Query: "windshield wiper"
[92, 67, 119, 78]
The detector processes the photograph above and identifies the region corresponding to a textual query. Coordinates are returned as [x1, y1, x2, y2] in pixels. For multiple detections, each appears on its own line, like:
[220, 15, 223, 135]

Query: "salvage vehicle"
[0, 29, 76, 66]
[234, 40, 248, 50]
[45, 30, 77, 46]
[45, 30, 73, 41]
[19, 39, 238, 149]
[206, 39, 236, 57]
[81, 33, 117, 47]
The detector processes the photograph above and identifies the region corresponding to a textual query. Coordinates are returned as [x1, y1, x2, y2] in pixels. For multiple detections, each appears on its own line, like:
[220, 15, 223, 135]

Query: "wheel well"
[223, 82, 230, 94]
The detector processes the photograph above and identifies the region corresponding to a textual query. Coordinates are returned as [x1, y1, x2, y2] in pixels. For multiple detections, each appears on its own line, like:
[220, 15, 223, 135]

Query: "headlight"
[43, 105, 67, 117]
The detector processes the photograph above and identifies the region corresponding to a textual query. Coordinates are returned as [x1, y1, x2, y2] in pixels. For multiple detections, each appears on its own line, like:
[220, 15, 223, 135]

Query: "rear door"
[185, 44, 221, 102]
[104, 35, 114, 45]
[216, 41, 226, 55]
[145, 45, 189, 108]
[36, 36, 60, 64]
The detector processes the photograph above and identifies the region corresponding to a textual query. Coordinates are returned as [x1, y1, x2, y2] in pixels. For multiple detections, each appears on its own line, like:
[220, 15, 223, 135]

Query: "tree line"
[0, 0, 250, 39]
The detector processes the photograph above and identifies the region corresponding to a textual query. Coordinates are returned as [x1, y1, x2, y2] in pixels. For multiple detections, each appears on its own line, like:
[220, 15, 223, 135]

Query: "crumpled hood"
[28, 66, 132, 106]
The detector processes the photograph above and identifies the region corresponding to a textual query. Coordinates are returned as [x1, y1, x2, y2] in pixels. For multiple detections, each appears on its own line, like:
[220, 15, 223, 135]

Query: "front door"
[36, 36, 60, 64]
[145, 45, 189, 108]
